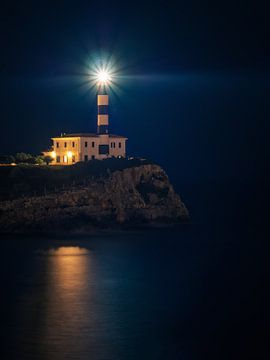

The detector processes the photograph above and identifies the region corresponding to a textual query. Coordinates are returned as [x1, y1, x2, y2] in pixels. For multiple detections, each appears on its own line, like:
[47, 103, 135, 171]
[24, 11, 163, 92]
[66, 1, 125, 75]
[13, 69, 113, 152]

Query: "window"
[84, 155, 88, 162]
[99, 144, 109, 155]
[64, 142, 67, 148]
[119, 142, 122, 148]
[85, 141, 88, 147]
[72, 141, 75, 147]
[92, 141, 95, 148]
[91, 155, 95, 160]
[56, 142, 59, 148]
[63, 155, 67, 163]
[111, 142, 113, 148]
[56, 156, 60, 163]
[72, 155, 75, 163]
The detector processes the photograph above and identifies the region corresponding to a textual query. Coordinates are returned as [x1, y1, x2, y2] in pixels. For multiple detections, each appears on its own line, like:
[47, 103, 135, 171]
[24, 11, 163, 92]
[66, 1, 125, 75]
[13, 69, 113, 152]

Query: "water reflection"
[46, 247, 90, 256]
[5, 237, 185, 360]
[40, 246, 99, 359]
[46, 246, 90, 291]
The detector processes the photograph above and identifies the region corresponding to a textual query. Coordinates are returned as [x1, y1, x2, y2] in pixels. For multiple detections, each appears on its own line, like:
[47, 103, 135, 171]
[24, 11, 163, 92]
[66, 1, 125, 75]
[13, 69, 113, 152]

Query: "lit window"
[63, 155, 67, 163]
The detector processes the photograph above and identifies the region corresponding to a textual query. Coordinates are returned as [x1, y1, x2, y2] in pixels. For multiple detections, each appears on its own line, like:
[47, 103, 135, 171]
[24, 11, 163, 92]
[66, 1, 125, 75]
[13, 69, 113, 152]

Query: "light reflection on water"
[3, 220, 260, 360]
[46, 247, 91, 301]
[3, 236, 195, 360]
[8, 245, 115, 360]
[39, 246, 103, 360]
[45, 246, 90, 256]
[5, 237, 179, 360]
[3, 233, 213, 360]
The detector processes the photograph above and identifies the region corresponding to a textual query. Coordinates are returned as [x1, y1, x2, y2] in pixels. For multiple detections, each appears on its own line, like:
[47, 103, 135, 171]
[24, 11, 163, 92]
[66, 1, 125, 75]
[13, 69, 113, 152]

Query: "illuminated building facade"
[48, 93, 127, 165]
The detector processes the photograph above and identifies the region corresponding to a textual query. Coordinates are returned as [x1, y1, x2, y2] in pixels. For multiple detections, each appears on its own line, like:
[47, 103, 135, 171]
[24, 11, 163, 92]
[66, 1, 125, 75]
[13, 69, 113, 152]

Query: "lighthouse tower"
[97, 90, 109, 157]
[47, 67, 127, 165]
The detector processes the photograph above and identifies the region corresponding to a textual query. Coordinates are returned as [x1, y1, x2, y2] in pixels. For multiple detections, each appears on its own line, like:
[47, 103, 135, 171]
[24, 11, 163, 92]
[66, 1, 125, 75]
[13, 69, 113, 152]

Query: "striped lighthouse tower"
[97, 90, 109, 156]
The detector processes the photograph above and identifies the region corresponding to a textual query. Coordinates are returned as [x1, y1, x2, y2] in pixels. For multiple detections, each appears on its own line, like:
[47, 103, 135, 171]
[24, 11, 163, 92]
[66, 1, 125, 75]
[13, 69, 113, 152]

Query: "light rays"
[96, 70, 111, 85]
[82, 53, 123, 97]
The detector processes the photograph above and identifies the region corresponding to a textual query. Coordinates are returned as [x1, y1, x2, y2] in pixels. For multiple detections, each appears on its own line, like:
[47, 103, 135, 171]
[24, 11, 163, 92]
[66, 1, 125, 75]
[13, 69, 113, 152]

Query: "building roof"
[109, 134, 128, 139]
[52, 133, 127, 139]
[52, 133, 98, 139]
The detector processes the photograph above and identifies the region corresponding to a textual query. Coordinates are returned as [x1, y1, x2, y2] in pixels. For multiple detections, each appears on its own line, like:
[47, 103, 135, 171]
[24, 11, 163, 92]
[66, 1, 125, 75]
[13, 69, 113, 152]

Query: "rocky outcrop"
[0, 164, 189, 234]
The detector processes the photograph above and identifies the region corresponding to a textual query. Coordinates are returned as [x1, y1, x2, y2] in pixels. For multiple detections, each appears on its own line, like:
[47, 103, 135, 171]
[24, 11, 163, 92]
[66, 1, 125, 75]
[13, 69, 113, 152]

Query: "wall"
[51, 136, 127, 165]
[79, 137, 100, 161]
[109, 138, 127, 158]
[52, 137, 80, 165]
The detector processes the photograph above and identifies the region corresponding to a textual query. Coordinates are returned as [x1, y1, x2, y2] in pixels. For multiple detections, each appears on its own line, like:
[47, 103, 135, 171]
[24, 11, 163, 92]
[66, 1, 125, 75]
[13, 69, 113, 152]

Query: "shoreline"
[0, 221, 192, 240]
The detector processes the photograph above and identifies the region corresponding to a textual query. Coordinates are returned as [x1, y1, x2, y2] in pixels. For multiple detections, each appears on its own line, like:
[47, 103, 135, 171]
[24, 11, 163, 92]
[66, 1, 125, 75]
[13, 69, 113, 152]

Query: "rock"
[0, 164, 189, 234]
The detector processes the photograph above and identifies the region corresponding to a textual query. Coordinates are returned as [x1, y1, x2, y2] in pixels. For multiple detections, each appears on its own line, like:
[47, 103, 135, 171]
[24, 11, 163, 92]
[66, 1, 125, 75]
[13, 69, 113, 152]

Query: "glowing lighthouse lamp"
[96, 70, 111, 86]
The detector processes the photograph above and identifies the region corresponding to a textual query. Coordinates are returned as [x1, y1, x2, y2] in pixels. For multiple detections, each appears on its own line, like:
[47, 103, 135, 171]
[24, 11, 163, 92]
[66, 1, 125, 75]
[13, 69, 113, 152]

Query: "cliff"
[0, 160, 189, 234]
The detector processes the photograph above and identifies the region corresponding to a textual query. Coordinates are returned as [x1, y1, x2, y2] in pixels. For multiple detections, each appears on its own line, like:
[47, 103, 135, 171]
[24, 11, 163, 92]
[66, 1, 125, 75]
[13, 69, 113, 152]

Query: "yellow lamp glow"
[67, 151, 73, 158]
[51, 151, 56, 159]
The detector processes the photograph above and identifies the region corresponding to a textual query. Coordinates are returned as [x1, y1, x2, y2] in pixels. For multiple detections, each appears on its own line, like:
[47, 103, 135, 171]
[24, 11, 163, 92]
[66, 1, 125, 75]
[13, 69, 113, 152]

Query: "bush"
[34, 156, 46, 165]
[14, 153, 51, 165]
[42, 155, 53, 165]
[15, 152, 33, 164]
[0, 155, 15, 164]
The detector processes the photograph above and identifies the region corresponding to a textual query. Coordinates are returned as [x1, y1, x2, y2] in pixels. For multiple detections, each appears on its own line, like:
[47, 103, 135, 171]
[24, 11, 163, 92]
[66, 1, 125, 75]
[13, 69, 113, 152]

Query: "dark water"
[1, 182, 269, 360]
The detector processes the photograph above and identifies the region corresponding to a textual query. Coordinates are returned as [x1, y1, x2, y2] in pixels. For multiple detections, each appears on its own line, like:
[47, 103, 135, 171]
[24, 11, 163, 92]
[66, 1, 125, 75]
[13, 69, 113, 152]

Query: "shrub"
[0, 155, 15, 164]
[15, 152, 33, 164]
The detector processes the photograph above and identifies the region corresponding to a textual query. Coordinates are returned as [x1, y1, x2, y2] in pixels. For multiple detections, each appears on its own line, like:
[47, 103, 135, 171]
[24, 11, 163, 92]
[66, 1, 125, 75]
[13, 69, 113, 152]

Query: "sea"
[0, 180, 268, 360]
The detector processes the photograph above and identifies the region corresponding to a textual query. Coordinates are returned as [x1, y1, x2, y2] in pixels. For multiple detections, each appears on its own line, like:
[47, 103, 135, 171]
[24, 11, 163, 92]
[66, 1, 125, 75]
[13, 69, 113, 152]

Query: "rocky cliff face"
[0, 164, 189, 234]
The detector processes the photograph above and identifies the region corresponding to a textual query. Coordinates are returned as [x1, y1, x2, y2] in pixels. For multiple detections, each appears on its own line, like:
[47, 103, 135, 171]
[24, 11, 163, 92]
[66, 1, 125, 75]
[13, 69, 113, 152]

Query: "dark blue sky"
[0, 0, 269, 182]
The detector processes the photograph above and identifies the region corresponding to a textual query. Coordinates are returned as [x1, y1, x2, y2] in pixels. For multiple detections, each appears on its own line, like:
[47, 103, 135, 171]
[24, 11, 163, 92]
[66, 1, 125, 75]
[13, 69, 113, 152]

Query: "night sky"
[0, 0, 269, 183]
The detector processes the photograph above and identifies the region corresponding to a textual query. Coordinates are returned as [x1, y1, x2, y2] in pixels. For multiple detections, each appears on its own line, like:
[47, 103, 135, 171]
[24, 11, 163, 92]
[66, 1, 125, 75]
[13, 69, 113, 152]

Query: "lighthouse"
[47, 68, 128, 165]
[97, 92, 109, 157]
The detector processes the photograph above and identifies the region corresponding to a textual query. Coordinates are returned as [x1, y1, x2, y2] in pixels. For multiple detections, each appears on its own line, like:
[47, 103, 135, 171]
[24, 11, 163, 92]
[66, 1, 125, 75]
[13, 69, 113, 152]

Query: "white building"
[48, 93, 127, 165]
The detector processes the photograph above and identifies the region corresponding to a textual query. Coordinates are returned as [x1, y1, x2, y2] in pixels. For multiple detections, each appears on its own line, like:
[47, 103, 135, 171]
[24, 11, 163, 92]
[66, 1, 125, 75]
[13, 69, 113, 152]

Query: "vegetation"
[0, 155, 15, 164]
[0, 157, 153, 201]
[0, 152, 53, 166]
[14, 152, 33, 164]
[43, 155, 53, 165]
